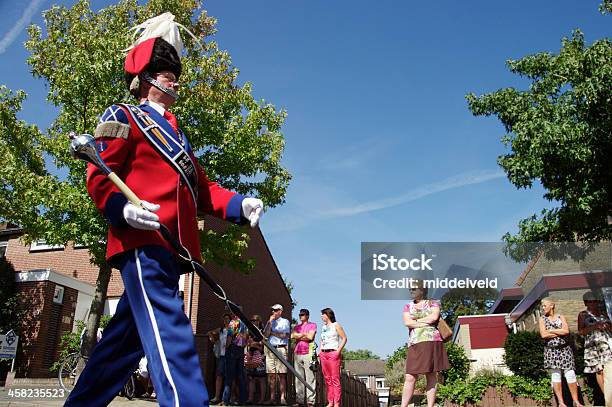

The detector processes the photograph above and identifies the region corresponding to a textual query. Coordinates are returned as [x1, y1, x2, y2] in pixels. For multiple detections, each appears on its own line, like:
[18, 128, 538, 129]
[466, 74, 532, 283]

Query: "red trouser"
[320, 350, 341, 405]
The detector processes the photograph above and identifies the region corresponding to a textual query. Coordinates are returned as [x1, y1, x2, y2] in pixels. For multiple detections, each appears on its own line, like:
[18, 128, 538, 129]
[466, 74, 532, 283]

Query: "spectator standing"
[539, 297, 583, 407]
[223, 312, 248, 406]
[264, 304, 291, 404]
[320, 308, 347, 407]
[210, 313, 231, 404]
[291, 309, 317, 407]
[401, 281, 449, 407]
[578, 291, 612, 405]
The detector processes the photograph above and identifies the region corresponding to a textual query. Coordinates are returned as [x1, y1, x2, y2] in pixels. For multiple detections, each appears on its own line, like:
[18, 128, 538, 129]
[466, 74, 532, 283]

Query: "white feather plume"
[125, 12, 202, 55]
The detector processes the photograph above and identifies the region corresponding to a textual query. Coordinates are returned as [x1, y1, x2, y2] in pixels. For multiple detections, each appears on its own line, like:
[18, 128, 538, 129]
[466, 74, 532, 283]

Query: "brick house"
[0, 217, 292, 386]
[500, 243, 612, 333]
[485, 243, 612, 405]
[450, 243, 612, 377]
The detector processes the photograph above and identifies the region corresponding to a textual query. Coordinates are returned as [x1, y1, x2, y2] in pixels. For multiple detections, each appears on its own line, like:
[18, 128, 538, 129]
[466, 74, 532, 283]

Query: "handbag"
[437, 318, 453, 342]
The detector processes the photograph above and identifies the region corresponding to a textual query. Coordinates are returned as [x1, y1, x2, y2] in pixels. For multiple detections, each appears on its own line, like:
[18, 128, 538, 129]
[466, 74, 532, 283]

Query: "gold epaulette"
[94, 121, 130, 139]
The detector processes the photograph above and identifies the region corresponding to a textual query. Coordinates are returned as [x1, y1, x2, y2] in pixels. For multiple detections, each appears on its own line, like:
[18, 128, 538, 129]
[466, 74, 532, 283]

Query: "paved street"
[0, 386, 158, 406]
[0, 387, 277, 407]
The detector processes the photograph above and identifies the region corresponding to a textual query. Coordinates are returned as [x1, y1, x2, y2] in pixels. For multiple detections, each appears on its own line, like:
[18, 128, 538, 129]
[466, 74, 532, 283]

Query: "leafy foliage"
[0, 258, 23, 335]
[440, 287, 498, 328]
[50, 320, 86, 373]
[385, 344, 407, 370]
[49, 314, 113, 373]
[437, 370, 552, 405]
[342, 349, 380, 360]
[384, 344, 409, 396]
[199, 226, 255, 275]
[466, 28, 612, 259]
[503, 331, 546, 379]
[384, 342, 469, 396]
[384, 357, 405, 397]
[440, 342, 470, 384]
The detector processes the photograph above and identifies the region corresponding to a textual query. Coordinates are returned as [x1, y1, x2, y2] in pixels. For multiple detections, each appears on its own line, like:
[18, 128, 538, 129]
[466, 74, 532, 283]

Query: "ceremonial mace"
[69, 132, 314, 393]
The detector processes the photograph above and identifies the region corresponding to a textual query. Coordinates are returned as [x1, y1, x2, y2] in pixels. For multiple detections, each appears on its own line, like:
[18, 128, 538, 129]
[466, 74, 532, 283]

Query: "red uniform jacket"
[87, 103, 245, 263]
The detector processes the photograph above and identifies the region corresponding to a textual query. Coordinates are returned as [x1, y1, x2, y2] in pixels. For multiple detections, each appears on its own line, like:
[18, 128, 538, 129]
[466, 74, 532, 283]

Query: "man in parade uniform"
[65, 14, 263, 407]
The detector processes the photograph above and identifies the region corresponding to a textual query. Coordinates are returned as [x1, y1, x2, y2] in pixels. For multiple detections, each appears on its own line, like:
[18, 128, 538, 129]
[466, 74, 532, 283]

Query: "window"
[0, 240, 7, 258]
[358, 376, 369, 387]
[376, 378, 386, 389]
[30, 239, 64, 252]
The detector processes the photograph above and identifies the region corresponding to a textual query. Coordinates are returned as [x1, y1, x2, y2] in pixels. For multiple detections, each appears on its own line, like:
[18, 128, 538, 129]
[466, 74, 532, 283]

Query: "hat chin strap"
[142, 72, 179, 100]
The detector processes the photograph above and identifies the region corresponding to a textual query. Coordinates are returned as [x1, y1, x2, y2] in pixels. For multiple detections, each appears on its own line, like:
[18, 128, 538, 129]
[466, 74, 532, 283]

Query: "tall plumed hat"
[124, 13, 189, 96]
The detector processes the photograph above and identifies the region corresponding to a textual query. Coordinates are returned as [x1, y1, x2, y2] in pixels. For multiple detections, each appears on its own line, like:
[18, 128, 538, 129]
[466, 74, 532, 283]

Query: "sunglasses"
[250, 319, 259, 322]
[272, 309, 281, 312]
[299, 313, 307, 317]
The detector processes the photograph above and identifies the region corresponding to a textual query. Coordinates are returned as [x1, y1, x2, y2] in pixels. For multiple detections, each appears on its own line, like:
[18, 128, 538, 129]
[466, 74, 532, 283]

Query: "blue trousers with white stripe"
[64, 246, 209, 407]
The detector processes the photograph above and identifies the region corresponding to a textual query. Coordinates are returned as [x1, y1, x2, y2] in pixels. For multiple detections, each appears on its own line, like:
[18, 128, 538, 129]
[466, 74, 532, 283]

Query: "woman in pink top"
[401, 280, 449, 407]
[320, 308, 347, 407]
[291, 308, 317, 407]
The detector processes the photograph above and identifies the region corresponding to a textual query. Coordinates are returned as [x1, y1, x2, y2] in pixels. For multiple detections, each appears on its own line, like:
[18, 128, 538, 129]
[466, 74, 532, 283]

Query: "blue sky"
[0, 1, 610, 358]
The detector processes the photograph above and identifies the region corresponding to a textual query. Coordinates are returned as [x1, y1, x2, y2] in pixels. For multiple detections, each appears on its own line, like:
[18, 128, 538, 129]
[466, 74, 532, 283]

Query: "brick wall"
[515, 243, 611, 334]
[517, 243, 612, 294]
[13, 281, 46, 378]
[6, 237, 125, 297]
[14, 281, 78, 378]
[548, 289, 591, 331]
[516, 289, 591, 333]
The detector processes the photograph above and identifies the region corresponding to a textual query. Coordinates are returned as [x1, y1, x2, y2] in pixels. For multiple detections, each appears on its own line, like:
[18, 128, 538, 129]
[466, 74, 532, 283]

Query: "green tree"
[467, 6, 611, 260]
[503, 331, 546, 379]
[384, 345, 407, 397]
[385, 344, 407, 370]
[0, 258, 23, 376]
[0, 258, 22, 334]
[342, 349, 380, 360]
[440, 287, 498, 328]
[441, 342, 470, 384]
[0, 0, 290, 356]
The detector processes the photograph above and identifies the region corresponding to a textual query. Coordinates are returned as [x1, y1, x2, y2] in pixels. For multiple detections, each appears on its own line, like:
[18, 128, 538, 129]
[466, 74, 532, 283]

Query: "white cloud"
[327, 169, 506, 217]
[0, 0, 45, 55]
[263, 169, 506, 234]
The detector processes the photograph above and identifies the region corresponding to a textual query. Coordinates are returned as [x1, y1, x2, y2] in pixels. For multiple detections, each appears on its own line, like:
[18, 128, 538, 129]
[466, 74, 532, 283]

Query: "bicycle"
[120, 373, 136, 400]
[58, 328, 89, 393]
[57, 327, 136, 398]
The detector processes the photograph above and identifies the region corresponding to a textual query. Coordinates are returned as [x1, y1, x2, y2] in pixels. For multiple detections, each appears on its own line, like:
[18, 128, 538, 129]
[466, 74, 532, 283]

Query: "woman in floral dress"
[400, 280, 449, 407]
[578, 291, 612, 401]
[539, 297, 582, 407]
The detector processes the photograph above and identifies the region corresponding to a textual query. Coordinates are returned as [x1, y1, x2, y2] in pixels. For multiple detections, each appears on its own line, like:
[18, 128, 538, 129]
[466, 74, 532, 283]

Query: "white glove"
[241, 197, 263, 228]
[123, 200, 160, 230]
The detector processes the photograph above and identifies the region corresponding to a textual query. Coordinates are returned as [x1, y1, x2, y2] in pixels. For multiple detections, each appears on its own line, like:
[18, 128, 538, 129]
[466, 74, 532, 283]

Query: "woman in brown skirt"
[400, 280, 449, 407]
